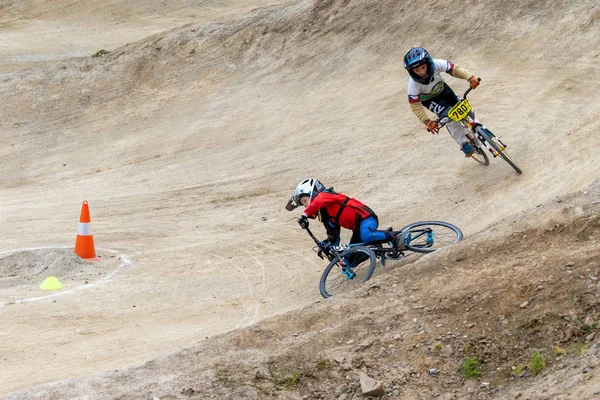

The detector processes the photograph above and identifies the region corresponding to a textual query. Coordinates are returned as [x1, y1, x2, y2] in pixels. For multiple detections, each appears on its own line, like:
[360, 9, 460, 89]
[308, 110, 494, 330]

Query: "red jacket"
[304, 192, 374, 231]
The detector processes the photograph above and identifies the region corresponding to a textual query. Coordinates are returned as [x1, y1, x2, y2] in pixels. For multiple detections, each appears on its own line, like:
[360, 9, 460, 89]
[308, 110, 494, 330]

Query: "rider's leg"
[359, 216, 390, 244]
[358, 217, 405, 249]
[448, 121, 475, 156]
[447, 121, 469, 146]
[343, 217, 390, 268]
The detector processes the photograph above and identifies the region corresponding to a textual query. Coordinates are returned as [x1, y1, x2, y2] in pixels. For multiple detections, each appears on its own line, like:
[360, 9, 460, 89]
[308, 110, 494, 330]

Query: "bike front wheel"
[319, 246, 376, 299]
[470, 140, 490, 166]
[476, 127, 522, 174]
[400, 221, 463, 253]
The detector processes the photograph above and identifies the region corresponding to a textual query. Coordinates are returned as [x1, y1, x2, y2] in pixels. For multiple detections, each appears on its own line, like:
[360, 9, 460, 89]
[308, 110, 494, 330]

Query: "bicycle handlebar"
[304, 225, 334, 261]
[435, 78, 481, 127]
[462, 77, 481, 100]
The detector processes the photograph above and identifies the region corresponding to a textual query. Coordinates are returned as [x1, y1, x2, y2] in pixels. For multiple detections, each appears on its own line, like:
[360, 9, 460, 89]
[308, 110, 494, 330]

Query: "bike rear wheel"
[476, 127, 522, 174]
[400, 221, 463, 253]
[319, 246, 376, 299]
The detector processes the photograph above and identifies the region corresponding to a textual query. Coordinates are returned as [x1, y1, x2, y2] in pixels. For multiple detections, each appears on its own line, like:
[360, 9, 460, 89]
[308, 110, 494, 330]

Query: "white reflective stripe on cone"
[77, 222, 92, 235]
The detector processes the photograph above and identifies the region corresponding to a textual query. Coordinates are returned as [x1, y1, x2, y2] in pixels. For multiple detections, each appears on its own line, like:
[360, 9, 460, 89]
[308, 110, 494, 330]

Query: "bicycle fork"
[474, 126, 507, 157]
[340, 263, 356, 279]
[405, 229, 434, 246]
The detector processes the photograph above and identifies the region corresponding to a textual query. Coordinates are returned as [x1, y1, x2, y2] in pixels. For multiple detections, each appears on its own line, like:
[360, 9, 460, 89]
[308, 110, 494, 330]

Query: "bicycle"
[436, 78, 522, 174]
[302, 220, 463, 298]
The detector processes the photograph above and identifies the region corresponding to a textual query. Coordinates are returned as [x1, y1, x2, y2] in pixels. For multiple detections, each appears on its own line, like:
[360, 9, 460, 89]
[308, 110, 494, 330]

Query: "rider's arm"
[407, 80, 430, 124]
[434, 58, 474, 80]
[321, 214, 341, 244]
[304, 193, 327, 218]
[450, 64, 474, 80]
[409, 102, 429, 124]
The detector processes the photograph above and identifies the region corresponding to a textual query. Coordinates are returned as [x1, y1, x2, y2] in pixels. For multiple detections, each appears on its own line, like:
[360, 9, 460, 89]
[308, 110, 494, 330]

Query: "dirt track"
[1, 0, 599, 398]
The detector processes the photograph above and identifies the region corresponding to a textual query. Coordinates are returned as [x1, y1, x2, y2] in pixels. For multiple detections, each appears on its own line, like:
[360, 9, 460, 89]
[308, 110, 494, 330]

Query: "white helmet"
[285, 178, 325, 211]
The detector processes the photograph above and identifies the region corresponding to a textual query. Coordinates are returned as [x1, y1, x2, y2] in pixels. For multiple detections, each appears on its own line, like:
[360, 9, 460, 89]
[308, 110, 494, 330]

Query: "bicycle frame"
[437, 85, 479, 132]
[435, 80, 515, 165]
[304, 225, 435, 267]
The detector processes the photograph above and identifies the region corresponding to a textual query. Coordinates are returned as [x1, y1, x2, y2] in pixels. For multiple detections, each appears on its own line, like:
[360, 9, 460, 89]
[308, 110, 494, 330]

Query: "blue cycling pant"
[357, 216, 388, 244]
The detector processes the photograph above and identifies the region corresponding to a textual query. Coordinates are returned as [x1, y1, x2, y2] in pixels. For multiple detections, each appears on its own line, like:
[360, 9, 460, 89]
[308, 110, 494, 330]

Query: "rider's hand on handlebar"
[468, 76, 480, 89]
[320, 240, 332, 250]
[424, 119, 439, 134]
[297, 214, 309, 229]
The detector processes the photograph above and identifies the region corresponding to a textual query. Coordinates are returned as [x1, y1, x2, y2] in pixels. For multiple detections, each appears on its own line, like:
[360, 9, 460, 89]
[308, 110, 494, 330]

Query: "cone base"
[75, 235, 97, 260]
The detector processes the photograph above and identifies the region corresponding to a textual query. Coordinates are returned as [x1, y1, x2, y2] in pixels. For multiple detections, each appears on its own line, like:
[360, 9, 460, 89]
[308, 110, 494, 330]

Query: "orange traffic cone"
[74, 200, 99, 260]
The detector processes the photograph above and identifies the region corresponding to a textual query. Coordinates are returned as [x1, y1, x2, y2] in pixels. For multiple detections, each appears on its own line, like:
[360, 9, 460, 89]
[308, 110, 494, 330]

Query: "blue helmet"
[404, 47, 435, 84]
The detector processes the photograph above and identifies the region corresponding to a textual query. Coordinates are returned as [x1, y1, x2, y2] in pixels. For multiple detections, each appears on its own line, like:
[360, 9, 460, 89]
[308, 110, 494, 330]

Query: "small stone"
[429, 368, 439, 375]
[358, 372, 385, 397]
[566, 262, 575, 267]
[480, 382, 490, 388]
[354, 341, 373, 351]
[520, 301, 529, 308]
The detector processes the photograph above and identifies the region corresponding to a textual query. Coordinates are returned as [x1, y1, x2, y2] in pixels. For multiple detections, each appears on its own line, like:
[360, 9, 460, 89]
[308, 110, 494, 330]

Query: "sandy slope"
[0, 0, 289, 71]
[0, 0, 599, 396]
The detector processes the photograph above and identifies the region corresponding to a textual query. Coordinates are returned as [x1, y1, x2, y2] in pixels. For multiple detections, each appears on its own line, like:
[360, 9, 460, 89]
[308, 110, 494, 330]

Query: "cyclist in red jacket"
[286, 178, 401, 248]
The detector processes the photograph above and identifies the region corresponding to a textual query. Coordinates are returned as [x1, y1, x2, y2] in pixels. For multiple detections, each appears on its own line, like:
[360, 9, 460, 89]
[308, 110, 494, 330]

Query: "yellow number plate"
[448, 99, 472, 122]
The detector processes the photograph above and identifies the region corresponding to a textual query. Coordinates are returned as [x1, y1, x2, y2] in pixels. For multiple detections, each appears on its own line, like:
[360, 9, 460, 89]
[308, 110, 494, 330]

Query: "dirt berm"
[0, 0, 599, 398]
[10, 180, 600, 398]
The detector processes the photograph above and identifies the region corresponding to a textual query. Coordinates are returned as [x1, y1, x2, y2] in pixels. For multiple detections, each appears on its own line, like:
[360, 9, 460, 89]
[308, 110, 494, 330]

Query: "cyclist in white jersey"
[404, 47, 481, 157]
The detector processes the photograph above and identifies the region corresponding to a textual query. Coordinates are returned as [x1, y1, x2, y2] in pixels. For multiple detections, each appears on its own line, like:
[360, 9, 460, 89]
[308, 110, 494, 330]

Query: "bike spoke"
[320, 247, 376, 298]
[400, 221, 463, 254]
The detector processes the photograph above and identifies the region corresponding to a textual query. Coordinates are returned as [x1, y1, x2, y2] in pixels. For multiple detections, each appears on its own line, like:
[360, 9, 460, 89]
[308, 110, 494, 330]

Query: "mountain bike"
[302, 220, 463, 298]
[436, 79, 522, 174]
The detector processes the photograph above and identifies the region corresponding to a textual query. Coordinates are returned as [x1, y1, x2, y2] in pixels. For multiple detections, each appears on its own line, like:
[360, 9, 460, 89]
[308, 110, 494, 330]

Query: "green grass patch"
[91, 49, 109, 58]
[460, 357, 481, 379]
[569, 342, 586, 355]
[271, 371, 302, 390]
[316, 358, 332, 371]
[512, 364, 524, 376]
[215, 363, 227, 381]
[529, 351, 546, 376]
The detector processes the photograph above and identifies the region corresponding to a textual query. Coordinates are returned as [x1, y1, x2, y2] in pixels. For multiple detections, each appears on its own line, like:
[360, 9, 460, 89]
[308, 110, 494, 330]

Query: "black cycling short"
[421, 83, 460, 117]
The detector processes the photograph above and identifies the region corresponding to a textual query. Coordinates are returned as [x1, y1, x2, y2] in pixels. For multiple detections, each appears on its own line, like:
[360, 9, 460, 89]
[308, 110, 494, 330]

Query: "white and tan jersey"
[407, 59, 473, 123]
